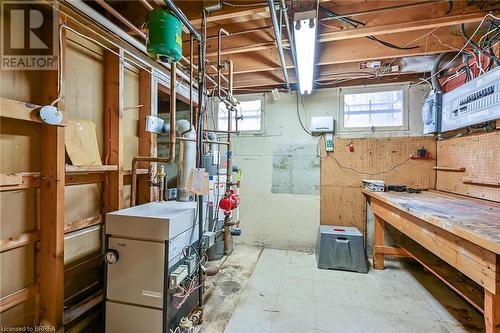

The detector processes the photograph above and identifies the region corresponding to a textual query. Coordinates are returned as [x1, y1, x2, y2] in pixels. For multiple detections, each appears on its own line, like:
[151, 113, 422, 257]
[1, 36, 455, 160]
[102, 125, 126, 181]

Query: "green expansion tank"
[146, 9, 183, 63]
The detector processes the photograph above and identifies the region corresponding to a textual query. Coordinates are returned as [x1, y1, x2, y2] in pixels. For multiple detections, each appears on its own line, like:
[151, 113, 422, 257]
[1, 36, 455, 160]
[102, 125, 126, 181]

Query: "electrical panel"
[310, 116, 335, 133]
[441, 66, 500, 132]
[422, 92, 442, 135]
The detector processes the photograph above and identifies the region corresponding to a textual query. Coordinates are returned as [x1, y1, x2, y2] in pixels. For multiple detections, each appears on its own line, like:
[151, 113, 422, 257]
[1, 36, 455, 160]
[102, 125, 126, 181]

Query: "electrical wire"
[296, 93, 313, 136]
[329, 154, 412, 176]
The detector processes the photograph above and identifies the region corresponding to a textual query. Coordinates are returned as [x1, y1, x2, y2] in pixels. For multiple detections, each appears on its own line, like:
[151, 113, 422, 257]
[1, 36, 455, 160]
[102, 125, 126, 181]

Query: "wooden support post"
[137, 69, 157, 204]
[484, 255, 500, 333]
[484, 290, 500, 332]
[39, 15, 66, 328]
[104, 49, 124, 212]
[373, 215, 385, 270]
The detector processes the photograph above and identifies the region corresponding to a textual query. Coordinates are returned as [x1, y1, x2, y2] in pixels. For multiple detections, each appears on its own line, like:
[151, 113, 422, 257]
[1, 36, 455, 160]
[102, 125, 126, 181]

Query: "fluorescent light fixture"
[294, 18, 317, 94]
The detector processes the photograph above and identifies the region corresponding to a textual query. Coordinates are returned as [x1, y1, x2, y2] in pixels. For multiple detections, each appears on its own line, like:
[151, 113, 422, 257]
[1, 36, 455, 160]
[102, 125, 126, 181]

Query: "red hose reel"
[219, 189, 240, 215]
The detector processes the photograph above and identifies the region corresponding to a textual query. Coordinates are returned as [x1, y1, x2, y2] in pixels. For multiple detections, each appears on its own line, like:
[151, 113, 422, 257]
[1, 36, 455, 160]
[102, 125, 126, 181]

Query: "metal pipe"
[203, 129, 237, 134]
[189, 35, 194, 126]
[197, 9, 207, 310]
[280, 0, 299, 83]
[138, 0, 154, 11]
[268, 0, 290, 90]
[217, 28, 230, 97]
[163, 0, 201, 41]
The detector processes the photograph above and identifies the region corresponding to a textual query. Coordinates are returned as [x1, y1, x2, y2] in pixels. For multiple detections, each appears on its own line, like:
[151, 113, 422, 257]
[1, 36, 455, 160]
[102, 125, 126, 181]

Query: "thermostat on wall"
[310, 116, 335, 133]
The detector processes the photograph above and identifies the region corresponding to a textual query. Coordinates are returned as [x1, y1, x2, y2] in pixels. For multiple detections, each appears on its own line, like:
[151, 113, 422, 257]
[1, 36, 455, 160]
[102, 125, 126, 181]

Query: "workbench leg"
[484, 290, 500, 332]
[373, 215, 385, 270]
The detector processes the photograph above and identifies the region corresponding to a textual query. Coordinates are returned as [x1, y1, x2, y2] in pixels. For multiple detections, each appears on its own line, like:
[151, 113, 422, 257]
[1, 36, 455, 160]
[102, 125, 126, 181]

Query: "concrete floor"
[200, 245, 484, 333]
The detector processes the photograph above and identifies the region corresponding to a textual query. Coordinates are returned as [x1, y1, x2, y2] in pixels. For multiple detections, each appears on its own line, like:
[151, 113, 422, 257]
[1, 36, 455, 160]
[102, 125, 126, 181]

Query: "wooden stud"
[138, 69, 157, 204]
[38, 14, 65, 329]
[103, 49, 124, 212]
[373, 215, 385, 270]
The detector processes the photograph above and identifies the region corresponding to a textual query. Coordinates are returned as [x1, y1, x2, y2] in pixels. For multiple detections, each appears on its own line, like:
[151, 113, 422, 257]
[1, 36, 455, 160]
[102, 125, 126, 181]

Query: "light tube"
[294, 18, 317, 94]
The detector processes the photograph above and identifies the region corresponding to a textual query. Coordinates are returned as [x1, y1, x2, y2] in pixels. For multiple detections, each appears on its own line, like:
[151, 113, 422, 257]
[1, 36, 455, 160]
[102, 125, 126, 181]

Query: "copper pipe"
[95, 0, 146, 39]
[130, 63, 177, 207]
[176, 137, 230, 146]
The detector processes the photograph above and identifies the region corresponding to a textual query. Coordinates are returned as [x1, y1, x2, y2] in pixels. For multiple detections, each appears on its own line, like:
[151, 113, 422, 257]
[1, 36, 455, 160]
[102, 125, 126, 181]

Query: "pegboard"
[320, 136, 437, 234]
[436, 131, 499, 202]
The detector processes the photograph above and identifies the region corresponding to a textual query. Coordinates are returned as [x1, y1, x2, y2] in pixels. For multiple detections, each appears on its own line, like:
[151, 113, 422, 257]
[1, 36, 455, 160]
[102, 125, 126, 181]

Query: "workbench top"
[363, 189, 500, 255]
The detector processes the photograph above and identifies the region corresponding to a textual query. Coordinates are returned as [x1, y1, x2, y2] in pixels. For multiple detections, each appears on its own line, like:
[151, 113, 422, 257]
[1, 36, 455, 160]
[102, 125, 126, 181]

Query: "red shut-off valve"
[219, 189, 240, 215]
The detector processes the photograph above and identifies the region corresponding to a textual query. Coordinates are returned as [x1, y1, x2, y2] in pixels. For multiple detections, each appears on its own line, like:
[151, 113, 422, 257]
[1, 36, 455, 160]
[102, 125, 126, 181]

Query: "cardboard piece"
[65, 119, 102, 166]
[188, 168, 210, 195]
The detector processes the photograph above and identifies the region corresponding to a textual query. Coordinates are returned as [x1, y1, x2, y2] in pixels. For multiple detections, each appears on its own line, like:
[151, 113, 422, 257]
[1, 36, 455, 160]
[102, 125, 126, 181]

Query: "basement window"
[340, 86, 407, 131]
[218, 99, 262, 132]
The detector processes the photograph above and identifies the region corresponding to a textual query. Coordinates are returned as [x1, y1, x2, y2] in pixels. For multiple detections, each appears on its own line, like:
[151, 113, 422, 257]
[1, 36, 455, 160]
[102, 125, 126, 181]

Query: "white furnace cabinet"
[104, 201, 198, 333]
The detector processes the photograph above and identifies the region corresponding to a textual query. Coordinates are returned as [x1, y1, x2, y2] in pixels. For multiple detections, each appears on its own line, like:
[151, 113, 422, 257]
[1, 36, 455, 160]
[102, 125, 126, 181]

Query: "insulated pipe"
[130, 62, 177, 207]
[164, 120, 196, 202]
[267, 0, 290, 90]
[163, 0, 201, 41]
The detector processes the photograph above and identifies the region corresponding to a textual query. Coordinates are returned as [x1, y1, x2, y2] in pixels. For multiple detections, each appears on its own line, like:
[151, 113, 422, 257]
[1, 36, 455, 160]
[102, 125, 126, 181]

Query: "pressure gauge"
[105, 249, 119, 264]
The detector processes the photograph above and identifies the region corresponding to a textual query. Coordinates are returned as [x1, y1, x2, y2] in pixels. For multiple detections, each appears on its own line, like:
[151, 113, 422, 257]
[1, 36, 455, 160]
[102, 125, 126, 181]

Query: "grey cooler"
[316, 225, 368, 273]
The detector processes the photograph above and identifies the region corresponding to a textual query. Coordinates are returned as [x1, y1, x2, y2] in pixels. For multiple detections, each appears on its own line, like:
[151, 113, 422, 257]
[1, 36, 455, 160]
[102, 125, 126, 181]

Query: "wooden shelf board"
[0, 284, 39, 313]
[122, 168, 149, 176]
[462, 178, 500, 187]
[64, 215, 103, 234]
[0, 172, 41, 191]
[65, 165, 118, 173]
[0, 230, 40, 253]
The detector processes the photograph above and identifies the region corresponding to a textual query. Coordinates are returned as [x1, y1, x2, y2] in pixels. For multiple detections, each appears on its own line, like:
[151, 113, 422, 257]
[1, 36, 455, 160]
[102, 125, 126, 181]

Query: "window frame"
[217, 95, 265, 135]
[338, 84, 409, 133]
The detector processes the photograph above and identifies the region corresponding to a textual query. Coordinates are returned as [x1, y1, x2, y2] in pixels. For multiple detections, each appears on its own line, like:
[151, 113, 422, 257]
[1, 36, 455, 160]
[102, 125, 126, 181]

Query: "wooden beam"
[0, 97, 67, 126]
[64, 215, 104, 234]
[190, 7, 269, 25]
[373, 245, 410, 257]
[0, 284, 39, 313]
[138, 69, 157, 204]
[318, 12, 488, 43]
[0, 230, 40, 253]
[0, 173, 40, 191]
[104, 50, 124, 213]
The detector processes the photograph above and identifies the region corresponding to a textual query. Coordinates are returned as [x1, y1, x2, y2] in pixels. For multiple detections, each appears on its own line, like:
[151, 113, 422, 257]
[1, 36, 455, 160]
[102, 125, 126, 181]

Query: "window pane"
[218, 99, 262, 131]
[343, 90, 403, 128]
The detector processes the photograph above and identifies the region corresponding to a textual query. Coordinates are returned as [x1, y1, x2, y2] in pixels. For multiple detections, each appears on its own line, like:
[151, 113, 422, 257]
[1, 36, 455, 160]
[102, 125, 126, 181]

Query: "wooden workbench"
[363, 189, 500, 332]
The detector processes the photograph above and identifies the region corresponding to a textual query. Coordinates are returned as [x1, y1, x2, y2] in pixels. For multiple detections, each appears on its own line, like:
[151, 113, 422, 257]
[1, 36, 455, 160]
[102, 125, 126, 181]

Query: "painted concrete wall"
[209, 84, 427, 251]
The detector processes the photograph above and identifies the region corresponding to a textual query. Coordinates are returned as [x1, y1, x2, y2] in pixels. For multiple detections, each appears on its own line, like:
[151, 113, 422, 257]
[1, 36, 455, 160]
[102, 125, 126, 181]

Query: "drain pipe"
[268, 0, 290, 90]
